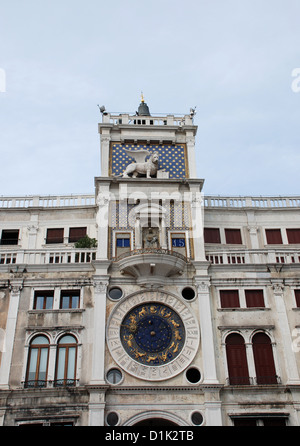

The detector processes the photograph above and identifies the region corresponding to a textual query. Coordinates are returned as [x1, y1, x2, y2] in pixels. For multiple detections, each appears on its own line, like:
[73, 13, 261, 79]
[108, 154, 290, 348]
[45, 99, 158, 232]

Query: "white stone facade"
[0, 104, 300, 426]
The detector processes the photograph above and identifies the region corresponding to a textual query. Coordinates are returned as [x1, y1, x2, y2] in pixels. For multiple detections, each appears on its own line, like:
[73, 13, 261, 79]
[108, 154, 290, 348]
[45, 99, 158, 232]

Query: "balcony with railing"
[113, 247, 188, 282]
[205, 248, 300, 266]
[0, 248, 97, 266]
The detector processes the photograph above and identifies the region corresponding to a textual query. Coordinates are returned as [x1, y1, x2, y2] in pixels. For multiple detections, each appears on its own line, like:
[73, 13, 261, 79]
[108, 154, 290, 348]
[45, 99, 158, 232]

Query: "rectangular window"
[225, 228, 242, 244]
[265, 229, 282, 244]
[33, 291, 54, 310]
[220, 290, 240, 308]
[287, 229, 300, 244]
[0, 229, 19, 245]
[116, 238, 130, 247]
[295, 290, 300, 308]
[204, 228, 221, 243]
[171, 238, 186, 247]
[245, 289, 265, 308]
[69, 227, 87, 243]
[115, 233, 131, 257]
[60, 290, 80, 309]
[170, 233, 187, 256]
[46, 228, 64, 244]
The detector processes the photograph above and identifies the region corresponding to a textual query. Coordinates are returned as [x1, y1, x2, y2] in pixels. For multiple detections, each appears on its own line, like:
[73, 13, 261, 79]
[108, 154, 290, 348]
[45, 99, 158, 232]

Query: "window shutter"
[294, 290, 300, 308]
[69, 227, 87, 242]
[220, 290, 240, 308]
[245, 290, 265, 308]
[225, 229, 242, 244]
[226, 334, 250, 385]
[265, 229, 282, 244]
[252, 333, 277, 384]
[46, 228, 64, 244]
[287, 228, 300, 244]
[204, 228, 221, 243]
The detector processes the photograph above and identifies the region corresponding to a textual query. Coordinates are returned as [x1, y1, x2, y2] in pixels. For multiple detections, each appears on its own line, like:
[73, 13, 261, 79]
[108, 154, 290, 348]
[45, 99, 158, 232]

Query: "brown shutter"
[265, 229, 282, 244]
[69, 227, 87, 242]
[245, 290, 265, 308]
[220, 290, 240, 308]
[225, 229, 242, 244]
[46, 228, 64, 244]
[204, 228, 221, 243]
[226, 334, 250, 385]
[287, 228, 300, 244]
[252, 333, 277, 384]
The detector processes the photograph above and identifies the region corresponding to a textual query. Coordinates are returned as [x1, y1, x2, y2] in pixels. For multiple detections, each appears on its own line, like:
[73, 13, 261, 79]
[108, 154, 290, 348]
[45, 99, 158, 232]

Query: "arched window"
[226, 333, 250, 385]
[55, 335, 78, 386]
[25, 335, 49, 387]
[252, 333, 277, 384]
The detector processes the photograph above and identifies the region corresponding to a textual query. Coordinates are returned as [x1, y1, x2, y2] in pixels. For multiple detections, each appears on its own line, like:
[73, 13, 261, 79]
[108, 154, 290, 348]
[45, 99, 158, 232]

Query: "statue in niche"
[122, 149, 159, 178]
[143, 227, 159, 249]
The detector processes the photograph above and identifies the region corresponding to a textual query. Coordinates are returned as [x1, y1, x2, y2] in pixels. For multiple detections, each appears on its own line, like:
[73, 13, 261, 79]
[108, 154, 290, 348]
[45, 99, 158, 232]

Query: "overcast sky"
[0, 0, 299, 197]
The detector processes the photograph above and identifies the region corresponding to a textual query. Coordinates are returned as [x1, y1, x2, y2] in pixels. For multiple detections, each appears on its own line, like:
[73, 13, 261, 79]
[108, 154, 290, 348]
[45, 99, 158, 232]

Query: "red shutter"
[287, 229, 300, 244]
[252, 333, 277, 384]
[220, 290, 240, 308]
[225, 229, 242, 244]
[265, 229, 282, 244]
[245, 290, 265, 308]
[226, 334, 250, 385]
[294, 290, 300, 308]
[204, 228, 221, 243]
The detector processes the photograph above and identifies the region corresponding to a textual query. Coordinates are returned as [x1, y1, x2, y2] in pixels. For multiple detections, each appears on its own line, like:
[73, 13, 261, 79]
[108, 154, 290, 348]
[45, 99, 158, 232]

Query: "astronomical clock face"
[107, 291, 200, 381]
[120, 303, 185, 367]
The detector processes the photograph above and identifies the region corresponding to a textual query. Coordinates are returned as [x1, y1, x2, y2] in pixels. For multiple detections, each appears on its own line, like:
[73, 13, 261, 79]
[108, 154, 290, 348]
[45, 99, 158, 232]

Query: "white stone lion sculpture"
[122, 150, 159, 178]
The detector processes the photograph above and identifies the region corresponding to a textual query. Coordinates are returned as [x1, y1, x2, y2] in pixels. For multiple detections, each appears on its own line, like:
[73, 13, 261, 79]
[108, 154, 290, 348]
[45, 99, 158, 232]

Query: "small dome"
[137, 101, 151, 116]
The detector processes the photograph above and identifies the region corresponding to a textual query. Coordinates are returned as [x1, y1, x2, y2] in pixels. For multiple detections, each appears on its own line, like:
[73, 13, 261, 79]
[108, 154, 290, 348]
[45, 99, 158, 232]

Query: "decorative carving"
[196, 280, 211, 294]
[122, 150, 159, 178]
[97, 194, 109, 207]
[143, 227, 159, 249]
[27, 224, 39, 234]
[272, 281, 284, 294]
[93, 280, 109, 294]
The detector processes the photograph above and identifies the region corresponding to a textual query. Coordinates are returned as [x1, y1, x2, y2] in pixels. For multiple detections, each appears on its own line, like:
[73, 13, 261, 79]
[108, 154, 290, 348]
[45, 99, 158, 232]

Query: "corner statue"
[122, 149, 159, 178]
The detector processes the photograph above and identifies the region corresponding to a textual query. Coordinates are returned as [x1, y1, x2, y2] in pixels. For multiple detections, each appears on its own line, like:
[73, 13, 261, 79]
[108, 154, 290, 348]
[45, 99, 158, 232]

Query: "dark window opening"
[1, 229, 19, 245]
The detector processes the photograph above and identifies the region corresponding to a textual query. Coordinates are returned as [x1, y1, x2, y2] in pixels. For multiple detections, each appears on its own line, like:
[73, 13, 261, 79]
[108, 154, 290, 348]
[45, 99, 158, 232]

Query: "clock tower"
[91, 98, 221, 426]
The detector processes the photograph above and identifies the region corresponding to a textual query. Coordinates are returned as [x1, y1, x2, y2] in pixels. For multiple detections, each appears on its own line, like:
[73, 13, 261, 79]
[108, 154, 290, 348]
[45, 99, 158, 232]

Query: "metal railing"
[23, 379, 79, 388]
[226, 375, 281, 386]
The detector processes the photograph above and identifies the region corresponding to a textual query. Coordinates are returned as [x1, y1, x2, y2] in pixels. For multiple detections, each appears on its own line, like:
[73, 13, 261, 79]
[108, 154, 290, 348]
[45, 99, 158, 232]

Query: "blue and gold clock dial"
[120, 303, 185, 366]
